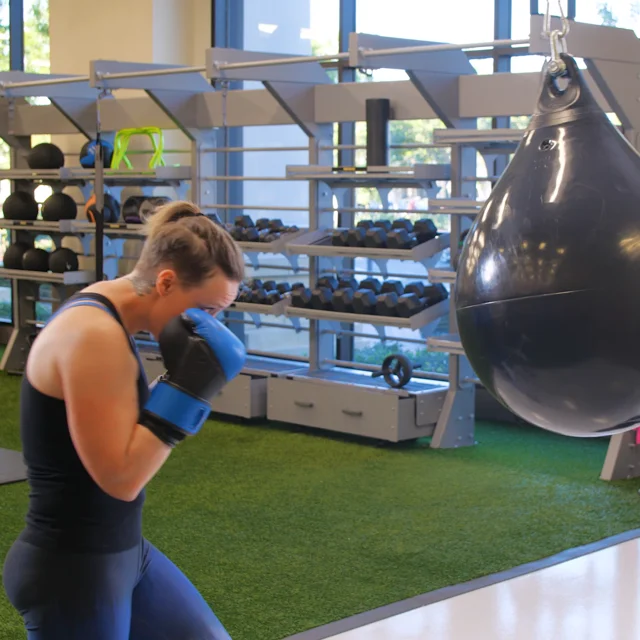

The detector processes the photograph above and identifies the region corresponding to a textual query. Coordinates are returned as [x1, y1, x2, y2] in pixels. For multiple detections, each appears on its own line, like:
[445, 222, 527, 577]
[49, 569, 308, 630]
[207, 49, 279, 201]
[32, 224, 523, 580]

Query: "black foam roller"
[366, 98, 390, 167]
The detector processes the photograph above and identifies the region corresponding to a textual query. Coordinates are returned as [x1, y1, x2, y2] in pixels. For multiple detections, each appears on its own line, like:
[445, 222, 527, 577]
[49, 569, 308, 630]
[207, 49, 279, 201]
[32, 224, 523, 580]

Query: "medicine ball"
[122, 195, 148, 223]
[85, 193, 120, 224]
[41, 192, 78, 221]
[26, 143, 65, 170]
[79, 139, 114, 169]
[139, 196, 171, 222]
[22, 248, 50, 272]
[3, 191, 39, 221]
[49, 247, 79, 273]
[3, 242, 32, 269]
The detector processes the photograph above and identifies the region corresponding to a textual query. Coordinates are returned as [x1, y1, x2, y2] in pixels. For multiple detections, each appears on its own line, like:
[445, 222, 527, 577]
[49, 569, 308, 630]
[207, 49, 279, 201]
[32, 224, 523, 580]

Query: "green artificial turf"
[1, 370, 640, 640]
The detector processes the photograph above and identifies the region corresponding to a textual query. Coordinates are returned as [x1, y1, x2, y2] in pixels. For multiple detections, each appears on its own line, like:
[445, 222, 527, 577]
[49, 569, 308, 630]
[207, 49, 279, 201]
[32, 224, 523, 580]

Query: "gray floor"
[0, 448, 27, 485]
[284, 528, 640, 640]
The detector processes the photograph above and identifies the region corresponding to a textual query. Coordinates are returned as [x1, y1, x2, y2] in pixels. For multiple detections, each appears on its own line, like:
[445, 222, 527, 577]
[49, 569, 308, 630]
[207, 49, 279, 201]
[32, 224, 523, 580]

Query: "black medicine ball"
[3, 191, 39, 221]
[22, 248, 50, 272]
[26, 143, 65, 170]
[49, 248, 79, 273]
[3, 242, 32, 269]
[41, 192, 78, 221]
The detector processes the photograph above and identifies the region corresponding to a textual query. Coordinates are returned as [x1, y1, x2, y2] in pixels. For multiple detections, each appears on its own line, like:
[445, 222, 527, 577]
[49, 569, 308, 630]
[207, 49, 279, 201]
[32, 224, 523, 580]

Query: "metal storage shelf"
[228, 298, 290, 317]
[0, 268, 94, 285]
[286, 228, 450, 267]
[0, 219, 145, 238]
[433, 128, 524, 153]
[285, 164, 452, 188]
[286, 299, 449, 333]
[427, 333, 464, 355]
[0, 166, 191, 186]
[428, 269, 456, 284]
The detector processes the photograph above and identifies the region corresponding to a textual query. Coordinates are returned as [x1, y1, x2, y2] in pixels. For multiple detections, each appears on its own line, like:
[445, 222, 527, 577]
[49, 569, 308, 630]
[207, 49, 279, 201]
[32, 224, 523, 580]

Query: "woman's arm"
[59, 315, 172, 502]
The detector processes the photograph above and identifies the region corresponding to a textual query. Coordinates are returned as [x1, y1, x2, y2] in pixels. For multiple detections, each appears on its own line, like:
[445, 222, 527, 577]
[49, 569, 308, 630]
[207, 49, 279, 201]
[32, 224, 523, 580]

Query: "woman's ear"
[156, 268, 178, 297]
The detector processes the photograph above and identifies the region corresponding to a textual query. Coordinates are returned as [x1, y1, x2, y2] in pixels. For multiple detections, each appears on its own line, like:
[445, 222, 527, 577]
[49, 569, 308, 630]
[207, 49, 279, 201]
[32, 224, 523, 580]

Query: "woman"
[3, 200, 246, 639]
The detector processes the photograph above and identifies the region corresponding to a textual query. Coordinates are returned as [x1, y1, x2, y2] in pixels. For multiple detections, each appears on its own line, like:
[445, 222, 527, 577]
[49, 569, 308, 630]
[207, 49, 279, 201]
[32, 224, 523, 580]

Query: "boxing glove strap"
[142, 381, 211, 438]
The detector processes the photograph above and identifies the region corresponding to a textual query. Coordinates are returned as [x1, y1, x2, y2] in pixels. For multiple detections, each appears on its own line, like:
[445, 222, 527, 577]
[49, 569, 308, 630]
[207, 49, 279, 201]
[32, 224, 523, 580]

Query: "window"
[238, 0, 340, 358]
[577, 0, 640, 33]
[356, 0, 495, 81]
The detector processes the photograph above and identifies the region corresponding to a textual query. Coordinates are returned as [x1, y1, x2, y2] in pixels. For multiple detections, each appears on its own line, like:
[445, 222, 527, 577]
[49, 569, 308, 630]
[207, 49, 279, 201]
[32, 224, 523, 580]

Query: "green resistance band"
[111, 127, 166, 170]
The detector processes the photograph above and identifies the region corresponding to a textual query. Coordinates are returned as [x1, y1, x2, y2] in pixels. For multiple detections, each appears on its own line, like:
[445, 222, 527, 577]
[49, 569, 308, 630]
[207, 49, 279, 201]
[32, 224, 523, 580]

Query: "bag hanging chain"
[541, 0, 571, 76]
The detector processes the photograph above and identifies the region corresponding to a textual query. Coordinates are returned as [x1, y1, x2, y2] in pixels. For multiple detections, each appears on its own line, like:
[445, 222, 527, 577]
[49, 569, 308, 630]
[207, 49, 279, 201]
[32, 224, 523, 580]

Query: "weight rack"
[0, 15, 638, 476]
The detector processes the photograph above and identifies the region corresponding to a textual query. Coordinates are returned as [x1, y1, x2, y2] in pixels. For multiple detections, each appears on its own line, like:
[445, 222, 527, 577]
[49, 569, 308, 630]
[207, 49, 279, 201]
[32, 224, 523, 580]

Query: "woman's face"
[150, 269, 240, 337]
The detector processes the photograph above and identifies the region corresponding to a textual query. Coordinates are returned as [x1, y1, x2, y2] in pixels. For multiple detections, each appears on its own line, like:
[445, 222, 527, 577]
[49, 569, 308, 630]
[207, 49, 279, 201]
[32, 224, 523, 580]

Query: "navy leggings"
[2, 536, 232, 640]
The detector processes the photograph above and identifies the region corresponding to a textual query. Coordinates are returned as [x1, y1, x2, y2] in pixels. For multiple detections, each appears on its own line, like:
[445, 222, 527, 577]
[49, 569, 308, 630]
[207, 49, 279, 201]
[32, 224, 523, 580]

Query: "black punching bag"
[455, 53, 640, 438]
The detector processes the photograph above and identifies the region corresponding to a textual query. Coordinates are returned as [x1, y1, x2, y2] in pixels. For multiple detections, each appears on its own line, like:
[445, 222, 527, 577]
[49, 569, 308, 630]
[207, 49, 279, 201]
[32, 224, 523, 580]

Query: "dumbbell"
[352, 288, 377, 314]
[291, 287, 312, 308]
[237, 288, 254, 303]
[404, 281, 426, 298]
[242, 227, 260, 242]
[255, 288, 283, 305]
[346, 227, 366, 247]
[317, 276, 339, 291]
[356, 220, 375, 230]
[310, 287, 334, 311]
[359, 277, 382, 295]
[424, 284, 449, 305]
[364, 226, 388, 249]
[396, 284, 449, 317]
[268, 218, 284, 232]
[414, 219, 438, 243]
[291, 282, 306, 292]
[380, 280, 404, 296]
[386, 228, 417, 250]
[234, 215, 254, 228]
[276, 282, 291, 295]
[332, 288, 355, 313]
[391, 219, 413, 232]
[376, 292, 400, 317]
[338, 276, 358, 290]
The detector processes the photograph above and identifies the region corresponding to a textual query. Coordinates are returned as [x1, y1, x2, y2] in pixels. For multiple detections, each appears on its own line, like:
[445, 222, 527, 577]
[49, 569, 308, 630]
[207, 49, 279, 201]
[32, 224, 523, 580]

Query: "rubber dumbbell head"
[338, 276, 358, 290]
[231, 226, 244, 241]
[397, 293, 426, 317]
[310, 287, 334, 311]
[376, 292, 399, 316]
[359, 277, 382, 294]
[386, 229, 417, 250]
[242, 227, 260, 242]
[380, 280, 404, 296]
[332, 288, 355, 314]
[256, 218, 270, 230]
[356, 219, 374, 230]
[291, 287, 312, 307]
[317, 276, 338, 291]
[391, 218, 413, 232]
[424, 284, 449, 305]
[373, 220, 392, 231]
[352, 288, 377, 314]
[414, 218, 438, 243]
[291, 282, 306, 292]
[332, 229, 349, 246]
[276, 282, 291, 294]
[250, 287, 265, 303]
[364, 227, 387, 248]
[268, 218, 284, 231]
[263, 280, 277, 291]
[404, 281, 426, 298]
[347, 227, 366, 247]
[248, 278, 263, 289]
[238, 289, 253, 303]
[235, 215, 254, 228]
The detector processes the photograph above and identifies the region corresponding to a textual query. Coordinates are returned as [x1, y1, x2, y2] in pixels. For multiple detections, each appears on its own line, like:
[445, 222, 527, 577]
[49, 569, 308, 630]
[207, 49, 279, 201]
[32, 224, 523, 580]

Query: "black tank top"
[19, 292, 149, 553]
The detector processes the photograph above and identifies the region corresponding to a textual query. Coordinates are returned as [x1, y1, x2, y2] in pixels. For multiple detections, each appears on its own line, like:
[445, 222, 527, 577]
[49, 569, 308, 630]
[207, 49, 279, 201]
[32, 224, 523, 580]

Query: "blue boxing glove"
[140, 309, 246, 447]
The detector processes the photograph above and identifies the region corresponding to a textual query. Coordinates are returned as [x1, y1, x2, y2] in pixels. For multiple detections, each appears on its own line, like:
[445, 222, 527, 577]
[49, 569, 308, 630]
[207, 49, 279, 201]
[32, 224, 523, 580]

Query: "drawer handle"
[342, 409, 363, 417]
[295, 401, 314, 409]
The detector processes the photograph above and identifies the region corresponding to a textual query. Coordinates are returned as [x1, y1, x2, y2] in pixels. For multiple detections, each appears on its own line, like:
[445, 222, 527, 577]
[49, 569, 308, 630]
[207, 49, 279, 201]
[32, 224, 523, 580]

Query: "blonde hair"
[134, 200, 244, 287]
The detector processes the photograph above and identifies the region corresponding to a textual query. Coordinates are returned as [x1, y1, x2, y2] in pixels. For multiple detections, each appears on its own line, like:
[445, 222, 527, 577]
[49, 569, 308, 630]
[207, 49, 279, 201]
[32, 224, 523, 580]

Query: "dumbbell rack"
[2, 18, 640, 470]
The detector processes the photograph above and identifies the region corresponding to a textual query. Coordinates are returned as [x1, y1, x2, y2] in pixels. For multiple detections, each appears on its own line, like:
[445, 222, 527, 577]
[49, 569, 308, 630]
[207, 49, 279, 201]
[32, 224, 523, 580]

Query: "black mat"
[0, 448, 27, 485]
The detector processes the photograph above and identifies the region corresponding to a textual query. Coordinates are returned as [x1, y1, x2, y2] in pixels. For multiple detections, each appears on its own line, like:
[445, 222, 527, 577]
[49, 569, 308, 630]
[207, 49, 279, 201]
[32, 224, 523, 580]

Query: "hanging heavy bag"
[455, 53, 640, 439]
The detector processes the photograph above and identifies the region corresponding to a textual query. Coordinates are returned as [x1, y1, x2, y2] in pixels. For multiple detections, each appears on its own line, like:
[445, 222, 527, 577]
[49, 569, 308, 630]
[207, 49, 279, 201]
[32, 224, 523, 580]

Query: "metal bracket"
[601, 431, 640, 481]
[430, 383, 476, 448]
